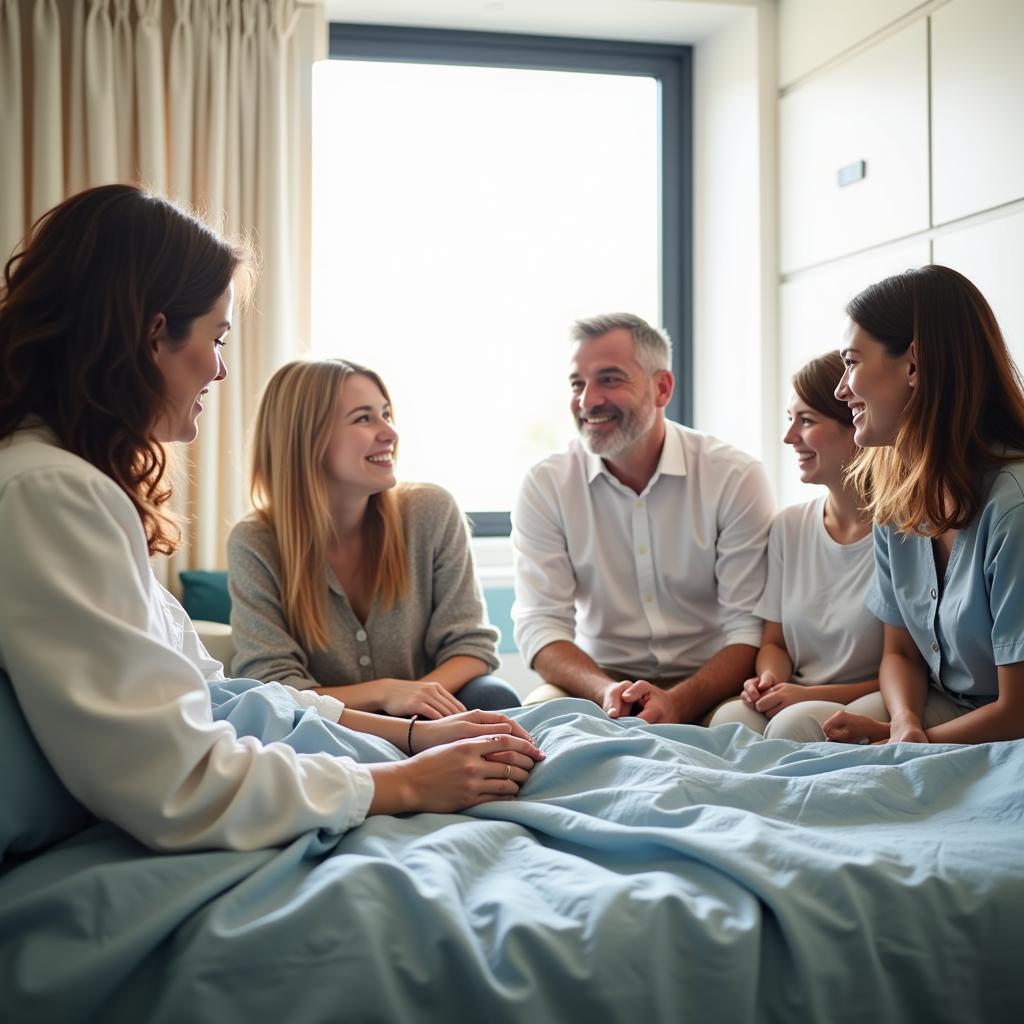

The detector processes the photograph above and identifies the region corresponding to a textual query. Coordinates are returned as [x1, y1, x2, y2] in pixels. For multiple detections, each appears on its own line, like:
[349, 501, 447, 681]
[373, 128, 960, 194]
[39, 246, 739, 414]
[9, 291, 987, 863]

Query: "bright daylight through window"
[311, 59, 660, 521]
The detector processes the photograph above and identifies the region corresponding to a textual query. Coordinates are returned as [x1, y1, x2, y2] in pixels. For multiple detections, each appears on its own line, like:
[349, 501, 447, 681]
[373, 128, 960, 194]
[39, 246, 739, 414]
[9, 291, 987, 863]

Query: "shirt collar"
[584, 420, 689, 487]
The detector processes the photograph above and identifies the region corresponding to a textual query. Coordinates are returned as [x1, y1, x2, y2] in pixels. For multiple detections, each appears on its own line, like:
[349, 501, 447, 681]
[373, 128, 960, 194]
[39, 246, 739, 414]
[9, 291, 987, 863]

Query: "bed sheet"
[1, 693, 1021, 1023]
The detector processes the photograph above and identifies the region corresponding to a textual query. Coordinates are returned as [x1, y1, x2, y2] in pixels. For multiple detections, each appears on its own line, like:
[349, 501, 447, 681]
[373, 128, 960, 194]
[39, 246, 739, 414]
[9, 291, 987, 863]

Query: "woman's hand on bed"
[368, 734, 546, 814]
[413, 710, 542, 753]
[821, 710, 892, 744]
[375, 679, 467, 719]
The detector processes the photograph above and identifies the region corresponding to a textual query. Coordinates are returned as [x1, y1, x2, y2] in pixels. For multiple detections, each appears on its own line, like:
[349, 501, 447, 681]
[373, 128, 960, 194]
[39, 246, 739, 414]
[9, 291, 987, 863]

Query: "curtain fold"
[30, 0, 62, 223]
[0, 0, 25, 248]
[2, 0, 324, 588]
[135, 0, 166, 190]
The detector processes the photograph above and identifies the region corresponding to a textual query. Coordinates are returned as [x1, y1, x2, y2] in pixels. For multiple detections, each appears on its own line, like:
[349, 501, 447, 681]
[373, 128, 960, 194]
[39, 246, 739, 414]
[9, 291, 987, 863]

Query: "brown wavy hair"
[0, 184, 252, 555]
[249, 359, 409, 651]
[844, 264, 1024, 535]
[793, 351, 853, 427]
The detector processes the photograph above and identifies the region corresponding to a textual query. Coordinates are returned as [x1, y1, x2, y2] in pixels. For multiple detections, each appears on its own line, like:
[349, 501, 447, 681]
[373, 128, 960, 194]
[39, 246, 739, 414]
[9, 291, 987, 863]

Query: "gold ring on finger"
[505, 764, 511, 780]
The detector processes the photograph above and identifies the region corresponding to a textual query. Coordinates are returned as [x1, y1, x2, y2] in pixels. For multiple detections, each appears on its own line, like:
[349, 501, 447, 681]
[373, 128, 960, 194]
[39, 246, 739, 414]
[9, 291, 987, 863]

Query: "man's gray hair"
[570, 312, 673, 375]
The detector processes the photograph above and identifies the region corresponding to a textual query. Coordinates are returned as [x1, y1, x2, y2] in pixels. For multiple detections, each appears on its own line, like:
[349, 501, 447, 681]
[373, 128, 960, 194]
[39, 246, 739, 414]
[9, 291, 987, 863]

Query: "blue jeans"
[457, 674, 521, 711]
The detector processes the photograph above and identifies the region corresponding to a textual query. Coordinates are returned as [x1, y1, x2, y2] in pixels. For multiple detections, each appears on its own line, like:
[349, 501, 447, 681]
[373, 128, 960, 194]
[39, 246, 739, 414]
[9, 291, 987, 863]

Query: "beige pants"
[708, 689, 968, 742]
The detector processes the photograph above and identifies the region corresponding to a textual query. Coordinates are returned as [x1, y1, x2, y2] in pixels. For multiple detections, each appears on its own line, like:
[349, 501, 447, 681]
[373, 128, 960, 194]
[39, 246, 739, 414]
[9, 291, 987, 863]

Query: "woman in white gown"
[0, 184, 543, 853]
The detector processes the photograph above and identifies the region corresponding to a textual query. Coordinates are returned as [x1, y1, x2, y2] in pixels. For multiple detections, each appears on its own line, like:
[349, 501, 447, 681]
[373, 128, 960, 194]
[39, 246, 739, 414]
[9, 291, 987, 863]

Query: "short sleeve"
[754, 513, 784, 622]
[864, 523, 906, 628]
[985, 504, 1024, 665]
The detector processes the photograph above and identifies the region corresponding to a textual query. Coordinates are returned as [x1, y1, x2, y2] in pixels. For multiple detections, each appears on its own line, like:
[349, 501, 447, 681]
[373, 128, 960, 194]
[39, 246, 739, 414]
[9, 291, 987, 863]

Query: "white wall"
[775, 0, 1024, 509]
[692, 1, 778, 487]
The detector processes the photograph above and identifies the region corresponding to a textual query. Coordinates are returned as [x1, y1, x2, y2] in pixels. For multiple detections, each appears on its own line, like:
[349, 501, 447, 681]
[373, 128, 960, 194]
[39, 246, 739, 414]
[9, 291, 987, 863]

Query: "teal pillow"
[179, 569, 232, 624]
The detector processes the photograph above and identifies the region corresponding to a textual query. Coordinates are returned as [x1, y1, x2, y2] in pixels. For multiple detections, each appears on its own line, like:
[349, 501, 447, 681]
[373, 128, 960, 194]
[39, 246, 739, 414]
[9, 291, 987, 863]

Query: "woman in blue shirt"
[825, 264, 1024, 745]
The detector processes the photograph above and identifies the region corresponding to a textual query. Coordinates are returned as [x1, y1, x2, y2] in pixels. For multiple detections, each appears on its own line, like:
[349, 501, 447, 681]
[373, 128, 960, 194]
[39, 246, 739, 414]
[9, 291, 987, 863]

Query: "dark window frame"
[327, 23, 693, 537]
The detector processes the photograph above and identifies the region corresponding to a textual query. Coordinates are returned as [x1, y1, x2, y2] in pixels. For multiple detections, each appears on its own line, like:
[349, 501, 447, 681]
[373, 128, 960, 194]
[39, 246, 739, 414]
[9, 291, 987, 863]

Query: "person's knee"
[708, 697, 768, 735]
[764, 701, 843, 742]
[458, 675, 521, 711]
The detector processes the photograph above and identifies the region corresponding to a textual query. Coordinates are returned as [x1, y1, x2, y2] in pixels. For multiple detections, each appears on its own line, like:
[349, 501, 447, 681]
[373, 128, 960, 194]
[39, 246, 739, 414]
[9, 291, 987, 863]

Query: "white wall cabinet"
[779, 20, 929, 274]
[778, 0, 925, 88]
[931, 0, 1024, 225]
[933, 212, 1024, 371]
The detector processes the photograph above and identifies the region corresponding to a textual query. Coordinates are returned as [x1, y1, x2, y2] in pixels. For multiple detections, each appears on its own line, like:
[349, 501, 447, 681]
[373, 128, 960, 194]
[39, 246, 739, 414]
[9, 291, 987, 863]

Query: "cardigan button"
[356, 629, 367, 642]
[359, 654, 371, 666]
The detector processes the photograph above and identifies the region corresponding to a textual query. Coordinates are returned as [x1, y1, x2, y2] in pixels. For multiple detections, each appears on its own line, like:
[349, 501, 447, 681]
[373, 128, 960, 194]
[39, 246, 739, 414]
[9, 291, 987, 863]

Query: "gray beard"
[577, 404, 655, 459]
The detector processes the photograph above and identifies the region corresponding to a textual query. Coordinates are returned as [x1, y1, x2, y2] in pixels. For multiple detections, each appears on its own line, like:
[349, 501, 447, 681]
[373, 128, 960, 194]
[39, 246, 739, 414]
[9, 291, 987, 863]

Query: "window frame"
[326, 23, 693, 536]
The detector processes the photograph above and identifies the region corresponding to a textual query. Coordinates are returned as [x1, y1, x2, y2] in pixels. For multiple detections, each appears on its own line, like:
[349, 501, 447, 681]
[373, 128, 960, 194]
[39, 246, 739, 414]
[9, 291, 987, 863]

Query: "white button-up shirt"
[511, 422, 774, 680]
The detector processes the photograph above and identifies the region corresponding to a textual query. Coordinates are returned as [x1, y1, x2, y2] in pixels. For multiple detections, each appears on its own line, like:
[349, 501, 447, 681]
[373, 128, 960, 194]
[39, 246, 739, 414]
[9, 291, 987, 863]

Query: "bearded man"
[511, 313, 775, 723]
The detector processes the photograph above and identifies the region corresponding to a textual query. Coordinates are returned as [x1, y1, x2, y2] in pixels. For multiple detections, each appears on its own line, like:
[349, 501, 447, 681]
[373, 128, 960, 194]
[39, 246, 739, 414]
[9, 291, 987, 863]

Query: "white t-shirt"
[756, 496, 882, 685]
[0, 426, 374, 852]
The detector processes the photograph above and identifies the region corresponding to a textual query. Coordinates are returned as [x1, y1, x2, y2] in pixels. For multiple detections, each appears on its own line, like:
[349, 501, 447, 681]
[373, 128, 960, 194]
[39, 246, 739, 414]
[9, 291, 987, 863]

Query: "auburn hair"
[0, 184, 251, 555]
[249, 359, 409, 651]
[844, 265, 1024, 535]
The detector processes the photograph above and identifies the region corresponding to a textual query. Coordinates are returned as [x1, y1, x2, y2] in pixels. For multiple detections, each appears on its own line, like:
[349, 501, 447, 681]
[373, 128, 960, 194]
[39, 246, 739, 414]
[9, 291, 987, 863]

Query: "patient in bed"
[0, 184, 544, 855]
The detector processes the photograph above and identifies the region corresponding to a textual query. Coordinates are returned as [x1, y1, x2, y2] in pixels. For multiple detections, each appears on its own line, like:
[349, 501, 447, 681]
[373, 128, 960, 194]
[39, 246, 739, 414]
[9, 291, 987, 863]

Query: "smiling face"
[322, 373, 398, 495]
[151, 284, 233, 443]
[569, 328, 669, 459]
[783, 392, 857, 487]
[835, 321, 916, 448]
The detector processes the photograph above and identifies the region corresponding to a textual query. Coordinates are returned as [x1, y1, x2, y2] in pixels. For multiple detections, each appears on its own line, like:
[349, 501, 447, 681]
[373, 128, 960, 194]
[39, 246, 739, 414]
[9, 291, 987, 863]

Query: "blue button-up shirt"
[865, 461, 1024, 707]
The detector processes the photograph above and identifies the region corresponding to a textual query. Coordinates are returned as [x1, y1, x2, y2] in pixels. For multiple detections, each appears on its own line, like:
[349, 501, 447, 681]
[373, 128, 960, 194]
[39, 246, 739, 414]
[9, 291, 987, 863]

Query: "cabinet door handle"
[837, 159, 867, 187]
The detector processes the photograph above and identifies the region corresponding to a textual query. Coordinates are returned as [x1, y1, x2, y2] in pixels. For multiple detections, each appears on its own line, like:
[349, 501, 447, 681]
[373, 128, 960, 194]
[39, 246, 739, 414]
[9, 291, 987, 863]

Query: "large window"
[312, 26, 692, 534]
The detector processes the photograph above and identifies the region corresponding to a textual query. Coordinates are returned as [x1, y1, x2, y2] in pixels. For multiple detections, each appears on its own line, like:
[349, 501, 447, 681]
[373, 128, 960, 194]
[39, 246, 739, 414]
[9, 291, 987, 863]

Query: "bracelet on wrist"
[406, 714, 421, 757]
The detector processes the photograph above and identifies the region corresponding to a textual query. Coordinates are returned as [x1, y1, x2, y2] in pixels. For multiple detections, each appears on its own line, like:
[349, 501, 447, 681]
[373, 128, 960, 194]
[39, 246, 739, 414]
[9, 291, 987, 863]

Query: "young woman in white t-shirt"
[710, 352, 883, 740]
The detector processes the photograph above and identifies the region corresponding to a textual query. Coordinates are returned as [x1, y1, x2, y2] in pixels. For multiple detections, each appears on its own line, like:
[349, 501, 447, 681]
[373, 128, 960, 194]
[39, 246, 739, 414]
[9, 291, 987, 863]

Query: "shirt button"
[638, 545, 647, 555]
[644, 593, 653, 603]
[930, 589, 937, 600]
[356, 629, 367, 642]
[359, 654, 371, 666]
[931, 642, 939, 653]
[636, 499, 644, 508]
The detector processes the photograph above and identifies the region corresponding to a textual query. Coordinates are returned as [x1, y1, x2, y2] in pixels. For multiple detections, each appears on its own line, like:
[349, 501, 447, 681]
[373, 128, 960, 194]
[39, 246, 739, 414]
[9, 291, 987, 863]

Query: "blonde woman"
[228, 359, 520, 717]
[709, 352, 882, 741]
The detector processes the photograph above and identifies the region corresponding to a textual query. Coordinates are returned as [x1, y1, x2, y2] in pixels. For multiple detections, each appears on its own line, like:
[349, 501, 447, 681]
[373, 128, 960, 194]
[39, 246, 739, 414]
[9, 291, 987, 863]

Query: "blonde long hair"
[249, 359, 409, 651]
[844, 265, 1024, 535]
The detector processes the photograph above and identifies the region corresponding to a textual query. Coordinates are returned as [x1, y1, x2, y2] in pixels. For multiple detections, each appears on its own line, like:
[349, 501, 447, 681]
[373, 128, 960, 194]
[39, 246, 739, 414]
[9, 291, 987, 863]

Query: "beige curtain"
[0, 0, 326, 588]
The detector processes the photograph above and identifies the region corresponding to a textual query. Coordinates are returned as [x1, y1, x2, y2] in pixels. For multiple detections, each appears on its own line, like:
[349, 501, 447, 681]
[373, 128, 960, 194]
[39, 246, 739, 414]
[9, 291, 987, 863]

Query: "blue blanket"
[1, 691, 1021, 1023]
